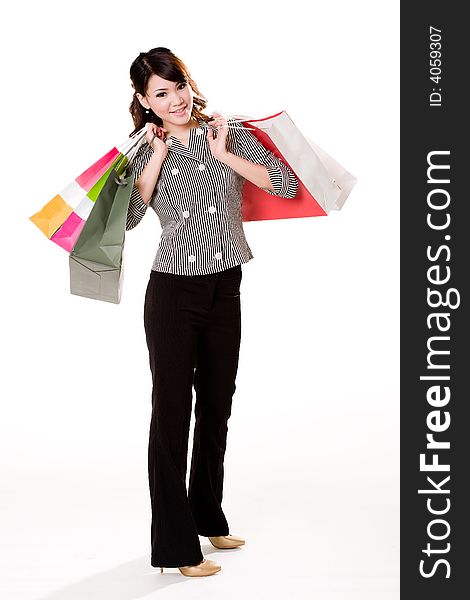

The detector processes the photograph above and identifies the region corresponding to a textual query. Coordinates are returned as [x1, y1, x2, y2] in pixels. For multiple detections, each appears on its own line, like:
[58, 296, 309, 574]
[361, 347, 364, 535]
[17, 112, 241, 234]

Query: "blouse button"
[198, 163, 205, 170]
[166, 139, 173, 146]
[195, 128, 204, 135]
[208, 206, 216, 214]
[182, 210, 190, 218]
[188, 255, 196, 262]
[214, 252, 222, 260]
[171, 167, 179, 175]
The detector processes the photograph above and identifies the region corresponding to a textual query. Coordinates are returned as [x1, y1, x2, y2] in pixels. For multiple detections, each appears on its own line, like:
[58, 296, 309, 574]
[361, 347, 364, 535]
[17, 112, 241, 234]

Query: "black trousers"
[143, 264, 242, 568]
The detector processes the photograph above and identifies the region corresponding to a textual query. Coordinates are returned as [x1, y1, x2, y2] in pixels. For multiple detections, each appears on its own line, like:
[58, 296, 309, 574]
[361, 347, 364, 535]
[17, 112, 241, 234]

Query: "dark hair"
[128, 47, 211, 137]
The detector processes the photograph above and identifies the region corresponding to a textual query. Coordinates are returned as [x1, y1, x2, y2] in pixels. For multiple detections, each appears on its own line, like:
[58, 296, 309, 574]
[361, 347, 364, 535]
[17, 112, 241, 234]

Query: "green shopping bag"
[69, 166, 136, 304]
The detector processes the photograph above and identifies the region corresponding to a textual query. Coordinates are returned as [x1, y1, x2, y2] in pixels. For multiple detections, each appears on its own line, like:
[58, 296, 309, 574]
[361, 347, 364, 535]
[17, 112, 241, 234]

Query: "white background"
[1, 0, 399, 598]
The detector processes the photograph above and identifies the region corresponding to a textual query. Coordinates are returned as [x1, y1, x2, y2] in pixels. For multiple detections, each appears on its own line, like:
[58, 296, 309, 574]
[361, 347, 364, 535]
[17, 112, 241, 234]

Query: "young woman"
[127, 47, 298, 577]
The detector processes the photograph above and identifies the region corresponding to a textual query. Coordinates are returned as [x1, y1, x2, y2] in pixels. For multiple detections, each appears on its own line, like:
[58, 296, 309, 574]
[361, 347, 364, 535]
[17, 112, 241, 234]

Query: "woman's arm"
[126, 146, 165, 231]
[220, 152, 276, 192]
[221, 118, 299, 199]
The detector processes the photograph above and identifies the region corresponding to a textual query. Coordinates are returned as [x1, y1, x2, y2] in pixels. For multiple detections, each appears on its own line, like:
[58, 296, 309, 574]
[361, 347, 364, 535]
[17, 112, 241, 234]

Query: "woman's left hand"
[207, 112, 230, 162]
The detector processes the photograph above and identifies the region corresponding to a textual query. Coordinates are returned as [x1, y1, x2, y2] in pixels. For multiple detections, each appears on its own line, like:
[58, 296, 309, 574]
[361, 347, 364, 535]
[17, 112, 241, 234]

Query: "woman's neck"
[164, 116, 199, 139]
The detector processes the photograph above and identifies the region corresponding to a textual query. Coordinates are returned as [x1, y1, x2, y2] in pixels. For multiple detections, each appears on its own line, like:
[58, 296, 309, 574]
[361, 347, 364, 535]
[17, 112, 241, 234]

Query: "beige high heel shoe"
[208, 534, 245, 549]
[159, 558, 221, 577]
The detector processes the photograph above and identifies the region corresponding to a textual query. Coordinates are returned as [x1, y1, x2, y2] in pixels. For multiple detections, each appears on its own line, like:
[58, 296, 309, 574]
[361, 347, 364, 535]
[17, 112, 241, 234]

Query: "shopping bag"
[234, 110, 357, 222]
[69, 168, 135, 304]
[304, 135, 357, 212]
[29, 125, 148, 250]
[51, 157, 128, 251]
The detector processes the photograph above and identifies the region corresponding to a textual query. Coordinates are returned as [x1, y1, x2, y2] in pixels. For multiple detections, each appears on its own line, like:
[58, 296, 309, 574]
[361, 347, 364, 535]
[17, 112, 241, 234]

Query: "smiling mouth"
[171, 105, 187, 114]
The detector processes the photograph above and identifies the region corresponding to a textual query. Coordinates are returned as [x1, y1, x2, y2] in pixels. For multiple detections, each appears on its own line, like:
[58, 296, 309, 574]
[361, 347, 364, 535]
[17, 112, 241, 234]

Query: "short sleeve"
[226, 117, 298, 199]
[125, 143, 153, 231]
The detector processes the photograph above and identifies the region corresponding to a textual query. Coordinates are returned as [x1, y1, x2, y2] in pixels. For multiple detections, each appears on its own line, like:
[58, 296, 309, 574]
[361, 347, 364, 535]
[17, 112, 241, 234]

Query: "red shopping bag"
[236, 110, 357, 222]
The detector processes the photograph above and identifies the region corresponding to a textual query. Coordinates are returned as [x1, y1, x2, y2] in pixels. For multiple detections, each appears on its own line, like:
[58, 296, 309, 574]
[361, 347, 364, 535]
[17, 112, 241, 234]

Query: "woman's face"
[138, 73, 194, 125]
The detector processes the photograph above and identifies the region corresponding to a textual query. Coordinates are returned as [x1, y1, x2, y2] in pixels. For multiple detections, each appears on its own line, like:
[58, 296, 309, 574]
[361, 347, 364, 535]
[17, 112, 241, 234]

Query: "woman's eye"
[156, 83, 186, 98]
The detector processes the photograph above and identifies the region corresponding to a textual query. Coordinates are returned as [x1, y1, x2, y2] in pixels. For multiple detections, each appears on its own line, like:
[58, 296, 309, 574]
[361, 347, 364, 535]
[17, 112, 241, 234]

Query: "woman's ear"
[136, 93, 149, 111]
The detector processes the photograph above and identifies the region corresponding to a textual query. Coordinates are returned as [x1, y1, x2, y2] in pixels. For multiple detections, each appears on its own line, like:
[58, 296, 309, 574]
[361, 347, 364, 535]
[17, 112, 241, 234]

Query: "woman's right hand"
[146, 123, 168, 159]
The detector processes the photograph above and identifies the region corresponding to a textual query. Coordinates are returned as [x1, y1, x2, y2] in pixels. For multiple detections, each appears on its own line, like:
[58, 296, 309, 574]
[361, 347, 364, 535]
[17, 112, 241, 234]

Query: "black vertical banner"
[401, 3, 468, 598]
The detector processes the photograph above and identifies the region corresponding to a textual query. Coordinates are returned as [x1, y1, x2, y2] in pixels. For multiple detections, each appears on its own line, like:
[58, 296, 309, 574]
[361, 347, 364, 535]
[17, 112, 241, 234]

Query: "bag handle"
[113, 124, 151, 183]
[117, 124, 149, 159]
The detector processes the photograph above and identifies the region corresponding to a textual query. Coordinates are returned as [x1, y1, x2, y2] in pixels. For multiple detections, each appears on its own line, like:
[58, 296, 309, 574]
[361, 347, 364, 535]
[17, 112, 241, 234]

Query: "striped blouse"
[125, 116, 298, 276]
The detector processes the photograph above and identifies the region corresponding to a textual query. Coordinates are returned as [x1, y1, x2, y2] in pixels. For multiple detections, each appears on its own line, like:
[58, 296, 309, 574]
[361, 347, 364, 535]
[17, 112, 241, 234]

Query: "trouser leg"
[188, 265, 243, 536]
[144, 270, 204, 568]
